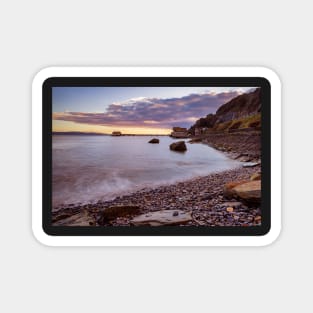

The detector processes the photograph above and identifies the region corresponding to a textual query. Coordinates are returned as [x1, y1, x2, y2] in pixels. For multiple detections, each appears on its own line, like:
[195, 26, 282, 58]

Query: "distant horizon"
[52, 87, 255, 135]
[52, 130, 171, 136]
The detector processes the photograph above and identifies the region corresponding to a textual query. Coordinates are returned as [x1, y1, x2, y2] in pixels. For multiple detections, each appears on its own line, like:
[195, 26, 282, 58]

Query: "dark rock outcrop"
[170, 127, 189, 138]
[232, 180, 261, 204]
[98, 205, 141, 224]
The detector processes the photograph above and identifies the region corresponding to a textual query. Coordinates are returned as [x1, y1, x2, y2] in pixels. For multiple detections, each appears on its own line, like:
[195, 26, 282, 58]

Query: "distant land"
[52, 131, 107, 136]
[52, 131, 169, 136]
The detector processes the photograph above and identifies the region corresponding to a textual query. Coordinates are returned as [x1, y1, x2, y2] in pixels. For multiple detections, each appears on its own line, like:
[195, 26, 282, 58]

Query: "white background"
[0, 0, 311, 312]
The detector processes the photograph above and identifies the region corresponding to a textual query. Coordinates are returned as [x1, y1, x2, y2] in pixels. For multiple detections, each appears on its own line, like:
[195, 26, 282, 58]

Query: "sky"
[52, 87, 254, 134]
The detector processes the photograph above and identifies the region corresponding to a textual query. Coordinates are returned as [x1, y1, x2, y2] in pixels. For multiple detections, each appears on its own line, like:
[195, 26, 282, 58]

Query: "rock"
[131, 210, 192, 226]
[223, 180, 249, 199]
[226, 207, 234, 213]
[232, 180, 261, 204]
[188, 138, 202, 143]
[237, 156, 252, 162]
[52, 213, 73, 223]
[52, 210, 95, 226]
[98, 205, 141, 224]
[171, 128, 189, 138]
[250, 172, 261, 181]
[242, 162, 260, 168]
[169, 141, 187, 152]
[148, 138, 159, 144]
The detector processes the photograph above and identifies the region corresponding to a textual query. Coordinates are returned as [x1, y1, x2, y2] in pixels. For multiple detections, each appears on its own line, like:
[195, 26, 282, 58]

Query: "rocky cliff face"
[215, 88, 261, 123]
[189, 88, 261, 134]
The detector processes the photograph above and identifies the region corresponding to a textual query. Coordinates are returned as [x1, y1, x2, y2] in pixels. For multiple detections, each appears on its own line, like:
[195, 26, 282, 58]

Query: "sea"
[52, 135, 241, 208]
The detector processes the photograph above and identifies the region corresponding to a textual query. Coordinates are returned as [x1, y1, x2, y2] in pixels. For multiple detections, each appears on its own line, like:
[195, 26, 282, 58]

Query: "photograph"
[51, 86, 262, 227]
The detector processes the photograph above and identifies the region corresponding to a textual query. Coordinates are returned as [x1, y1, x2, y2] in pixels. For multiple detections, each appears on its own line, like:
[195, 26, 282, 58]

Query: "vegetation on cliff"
[189, 88, 261, 135]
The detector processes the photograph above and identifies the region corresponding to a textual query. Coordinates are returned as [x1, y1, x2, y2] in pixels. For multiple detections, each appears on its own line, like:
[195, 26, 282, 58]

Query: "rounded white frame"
[32, 67, 281, 246]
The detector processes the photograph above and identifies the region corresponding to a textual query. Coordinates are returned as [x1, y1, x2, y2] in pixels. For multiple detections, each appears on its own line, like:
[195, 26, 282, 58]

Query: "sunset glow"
[52, 87, 254, 135]
[53, 120, 171, 135]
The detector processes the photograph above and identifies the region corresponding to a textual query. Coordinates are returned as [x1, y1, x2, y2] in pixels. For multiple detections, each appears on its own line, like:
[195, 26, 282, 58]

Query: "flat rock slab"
[242, 162, 260, 168]
[131, 210, 192, 226]
[223, 180, 249, 199]
[232, 180, 261, 203]
[53, 211, 95, 226]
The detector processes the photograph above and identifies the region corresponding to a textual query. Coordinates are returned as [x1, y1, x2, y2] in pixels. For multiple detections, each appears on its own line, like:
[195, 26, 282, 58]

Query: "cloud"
[53, 90, 241, 129]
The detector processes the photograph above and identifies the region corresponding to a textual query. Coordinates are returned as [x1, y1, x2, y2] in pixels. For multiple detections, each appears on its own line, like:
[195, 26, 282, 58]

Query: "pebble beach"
[52, 134, 261, 227]
[52, 129, 262, 226]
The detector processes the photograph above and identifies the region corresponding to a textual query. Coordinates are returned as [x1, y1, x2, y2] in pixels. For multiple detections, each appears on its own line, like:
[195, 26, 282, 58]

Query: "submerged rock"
[169, 141, 187, 152]
[148, 138, 160, 144]
[131, 210, 192, 226]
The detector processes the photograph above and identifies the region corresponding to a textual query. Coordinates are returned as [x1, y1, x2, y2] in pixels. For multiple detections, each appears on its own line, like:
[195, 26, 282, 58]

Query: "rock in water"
[131, 210, 192, 226]
[232, 180, 261, 204]
[98, 205, 141, 224]
[148, 138, 159, 144]
[169, 141, 187, 152]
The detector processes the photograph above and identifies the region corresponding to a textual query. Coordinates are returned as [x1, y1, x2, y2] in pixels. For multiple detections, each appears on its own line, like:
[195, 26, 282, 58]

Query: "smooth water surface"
[52, 135, 240, 207]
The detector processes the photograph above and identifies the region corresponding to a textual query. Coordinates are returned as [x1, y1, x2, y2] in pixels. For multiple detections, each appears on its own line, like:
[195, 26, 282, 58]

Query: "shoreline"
[189, 129, 261, 163]
[52, 164, 261, 227]
[52, 131, 261, 226]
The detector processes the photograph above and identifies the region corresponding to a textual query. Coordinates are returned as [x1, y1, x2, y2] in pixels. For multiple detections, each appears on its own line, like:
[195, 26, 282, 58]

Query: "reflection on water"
[52, 135, 240, 207]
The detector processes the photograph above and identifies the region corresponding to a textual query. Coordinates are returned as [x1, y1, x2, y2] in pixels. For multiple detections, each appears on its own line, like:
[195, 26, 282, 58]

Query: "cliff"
[189, 88, 261, 134]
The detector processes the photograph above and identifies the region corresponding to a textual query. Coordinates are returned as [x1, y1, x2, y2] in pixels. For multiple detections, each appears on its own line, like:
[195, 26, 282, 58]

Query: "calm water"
[52, 135, 240, 208]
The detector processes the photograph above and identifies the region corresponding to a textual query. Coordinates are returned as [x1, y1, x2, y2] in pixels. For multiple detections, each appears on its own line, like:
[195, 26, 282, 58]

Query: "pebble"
[52, 166, 262, 227]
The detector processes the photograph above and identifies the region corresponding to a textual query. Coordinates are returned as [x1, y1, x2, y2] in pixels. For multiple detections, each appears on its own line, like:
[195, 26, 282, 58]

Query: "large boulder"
[98, 205, 141, 224]
[170, 141, 187, 152]
[148, 138, 159, 144]
[223, 180, 249, 199]
[131, 210, 192, 226]
[232, 180, 261, 204]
